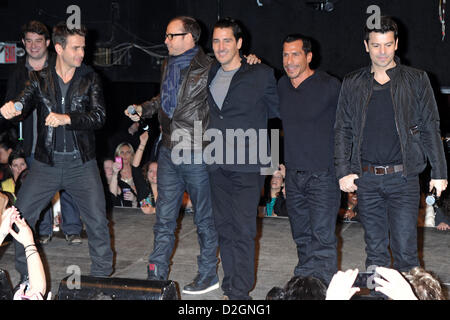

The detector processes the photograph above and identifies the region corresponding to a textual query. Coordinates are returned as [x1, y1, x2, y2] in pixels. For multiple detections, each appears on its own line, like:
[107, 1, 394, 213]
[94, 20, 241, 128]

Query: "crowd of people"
[0, 13, 449, 301]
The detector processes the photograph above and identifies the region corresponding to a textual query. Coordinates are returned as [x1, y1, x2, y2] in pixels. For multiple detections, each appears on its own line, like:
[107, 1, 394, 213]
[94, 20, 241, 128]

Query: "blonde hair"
[114, 142, 135, 158]
[403, 267, 446, 300]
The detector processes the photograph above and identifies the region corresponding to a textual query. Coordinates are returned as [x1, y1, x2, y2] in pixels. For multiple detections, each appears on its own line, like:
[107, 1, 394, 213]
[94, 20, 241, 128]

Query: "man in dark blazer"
[206, 18, 279, 300]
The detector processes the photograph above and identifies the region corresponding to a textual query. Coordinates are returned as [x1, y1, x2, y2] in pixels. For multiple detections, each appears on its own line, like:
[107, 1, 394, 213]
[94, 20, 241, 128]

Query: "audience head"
[143, 161, 158, 185]
[0, 191, 15, 214]
[8, 149, 27, 181]
[266, 275, 327, 300]
[103, 158, 114, 177]
[270, 170, 284, 192]
[403, 267, 446, 300]
[114, 142, 134, 166]
[0, 141, 14, 165]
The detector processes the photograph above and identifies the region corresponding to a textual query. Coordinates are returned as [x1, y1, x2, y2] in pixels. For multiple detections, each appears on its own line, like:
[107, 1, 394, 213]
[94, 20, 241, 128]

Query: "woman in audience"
[1, 206, 48, 299]
[109, 142, 139, 207]
[0, 149, 28, 197]
[140, 161, 158, 215]
[261, 164, 287, 217]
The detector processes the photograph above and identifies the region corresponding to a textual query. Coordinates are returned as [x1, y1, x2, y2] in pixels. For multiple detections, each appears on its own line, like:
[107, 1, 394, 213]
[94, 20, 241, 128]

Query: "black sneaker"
[182, 274, 219, 295]
[65, 234, 82, 245]
[38, 234, 52, 245]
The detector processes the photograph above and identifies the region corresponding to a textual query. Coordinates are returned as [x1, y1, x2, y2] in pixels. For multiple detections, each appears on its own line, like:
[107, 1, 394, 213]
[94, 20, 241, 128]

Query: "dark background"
[1, 0, 449, 157]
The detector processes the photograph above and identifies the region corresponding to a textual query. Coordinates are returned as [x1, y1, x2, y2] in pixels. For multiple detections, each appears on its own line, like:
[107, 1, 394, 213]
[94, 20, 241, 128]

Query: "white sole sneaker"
[182, 281, 220, 295]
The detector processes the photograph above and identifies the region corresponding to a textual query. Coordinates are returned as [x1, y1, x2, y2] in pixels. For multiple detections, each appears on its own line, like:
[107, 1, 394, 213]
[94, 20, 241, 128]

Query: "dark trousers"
[14, 154, 113, 277]
[285, 168, 339, 285]
[355, 172, 420, 271]
[26, 155, 83, 236]
[209, 168, 264, 300]
[38, 191, 83, 236]
[148, 146, 218, 280]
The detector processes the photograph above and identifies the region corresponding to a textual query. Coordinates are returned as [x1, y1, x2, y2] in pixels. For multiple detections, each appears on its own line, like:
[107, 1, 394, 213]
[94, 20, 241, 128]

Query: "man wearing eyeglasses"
[124, 16, 223, 295]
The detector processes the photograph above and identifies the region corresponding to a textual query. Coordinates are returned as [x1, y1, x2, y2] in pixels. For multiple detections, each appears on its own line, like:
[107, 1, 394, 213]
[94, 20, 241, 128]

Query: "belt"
[362, 164, 403, 175]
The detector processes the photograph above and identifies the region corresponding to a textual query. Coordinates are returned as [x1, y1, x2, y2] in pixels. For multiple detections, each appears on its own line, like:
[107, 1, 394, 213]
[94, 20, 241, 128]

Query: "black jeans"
[26, 155, 83, 237]
[285, 168, 339, 285]
[14, 153, 113, 277]
[209, 168, 264, 300]
[355, 172, 420, 271]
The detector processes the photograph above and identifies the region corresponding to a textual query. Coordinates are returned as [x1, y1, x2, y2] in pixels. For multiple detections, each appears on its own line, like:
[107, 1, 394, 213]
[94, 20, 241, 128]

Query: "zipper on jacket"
[357, 76, 374, 174]
[390, 83, 407, 176]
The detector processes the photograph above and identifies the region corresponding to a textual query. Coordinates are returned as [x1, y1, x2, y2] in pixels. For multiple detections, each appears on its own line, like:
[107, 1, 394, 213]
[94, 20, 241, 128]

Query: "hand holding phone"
[115, 156, 123, 170]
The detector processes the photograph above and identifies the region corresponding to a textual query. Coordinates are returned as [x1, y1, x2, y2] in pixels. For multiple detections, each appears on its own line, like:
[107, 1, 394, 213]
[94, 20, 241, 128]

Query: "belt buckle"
[374, 166, 387, 175]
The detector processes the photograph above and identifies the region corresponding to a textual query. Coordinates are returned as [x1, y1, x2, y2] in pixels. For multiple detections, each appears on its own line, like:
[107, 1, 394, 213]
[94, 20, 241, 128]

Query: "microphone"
[14, 101, 23, 111]
[127, 105, 150, 132]
[425, 187, 439, 207]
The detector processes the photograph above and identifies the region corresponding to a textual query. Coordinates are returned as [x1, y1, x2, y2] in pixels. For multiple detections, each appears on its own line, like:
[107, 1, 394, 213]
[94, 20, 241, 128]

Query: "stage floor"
[0, 207, 449, 300]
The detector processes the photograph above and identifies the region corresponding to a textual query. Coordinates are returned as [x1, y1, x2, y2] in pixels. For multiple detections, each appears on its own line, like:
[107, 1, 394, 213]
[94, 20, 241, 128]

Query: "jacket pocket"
[409, 125, 426, 166]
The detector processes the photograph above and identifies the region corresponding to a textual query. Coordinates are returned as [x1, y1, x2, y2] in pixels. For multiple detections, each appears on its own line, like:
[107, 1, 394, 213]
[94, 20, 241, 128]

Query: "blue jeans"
[285, 168, 340, 285]
[15, 154, 113, 277]
[148, 146, 218, 280]
[355, 171, 420, 271]
[26, 155, 83, 236]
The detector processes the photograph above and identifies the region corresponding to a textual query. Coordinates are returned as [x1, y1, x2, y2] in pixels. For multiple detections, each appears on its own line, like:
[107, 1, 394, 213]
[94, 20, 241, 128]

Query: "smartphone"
[115, 156, 123, 170]
[354, 271, 376, 288]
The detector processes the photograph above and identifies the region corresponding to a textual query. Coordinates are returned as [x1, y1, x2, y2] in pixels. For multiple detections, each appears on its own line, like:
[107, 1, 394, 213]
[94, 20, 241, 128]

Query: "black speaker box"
[57, 275, 179, 300]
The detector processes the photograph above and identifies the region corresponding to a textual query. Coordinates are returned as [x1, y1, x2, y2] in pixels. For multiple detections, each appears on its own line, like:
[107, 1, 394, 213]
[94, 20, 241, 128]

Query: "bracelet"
[26, 251, 39, 260]
[138, 148, 145, 151]
[24, 244, 36, 250]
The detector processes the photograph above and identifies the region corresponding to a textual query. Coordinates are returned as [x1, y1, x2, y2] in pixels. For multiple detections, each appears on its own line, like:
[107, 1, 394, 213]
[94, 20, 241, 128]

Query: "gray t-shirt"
[209, 67, 239, 110]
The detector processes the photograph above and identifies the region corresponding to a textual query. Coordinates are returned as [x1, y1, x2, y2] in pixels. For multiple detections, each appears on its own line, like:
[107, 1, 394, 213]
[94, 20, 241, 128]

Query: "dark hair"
[266, 276, 327, 300]
[364, 16, 398, 42]
[22, 20, 50, 40]
[8, 149, 26, 166]
[171, 16, 201, 44]
[0, 191, 15, 209]
[283, 34, 313, 55]
[142, 161, 158, 184]
[213, 17, 244, 42]
[52, 21, 87, 49]
[0, 139, 14, 152]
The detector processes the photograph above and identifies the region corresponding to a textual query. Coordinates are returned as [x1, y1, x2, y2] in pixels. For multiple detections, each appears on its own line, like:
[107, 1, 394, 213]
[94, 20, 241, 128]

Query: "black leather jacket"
[15, 61, 106, 165]
[140, 46, 213, 149]
[334, 57, 447, 179]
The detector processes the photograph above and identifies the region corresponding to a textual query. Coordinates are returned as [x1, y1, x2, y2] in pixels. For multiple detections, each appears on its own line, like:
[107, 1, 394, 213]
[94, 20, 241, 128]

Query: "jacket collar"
[208, 53, 246, 85]
[365, 55, 401, 78]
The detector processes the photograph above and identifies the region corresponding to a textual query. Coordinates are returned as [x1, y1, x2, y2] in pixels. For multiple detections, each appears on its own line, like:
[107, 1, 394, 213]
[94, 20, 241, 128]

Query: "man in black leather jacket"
[5, 20, 83, 246]
[1, 22, 113, 282]
[124, 16, 220, 295]
[334, 17, 447, 274]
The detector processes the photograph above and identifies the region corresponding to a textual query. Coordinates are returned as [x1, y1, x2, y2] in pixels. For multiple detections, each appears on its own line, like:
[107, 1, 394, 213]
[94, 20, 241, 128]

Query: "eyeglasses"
[165, 33, 188, 40]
